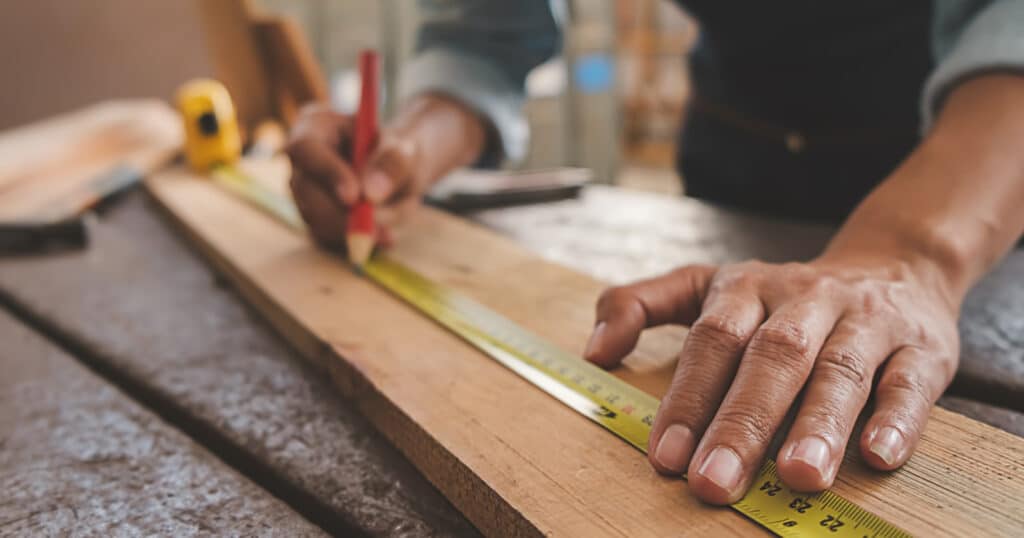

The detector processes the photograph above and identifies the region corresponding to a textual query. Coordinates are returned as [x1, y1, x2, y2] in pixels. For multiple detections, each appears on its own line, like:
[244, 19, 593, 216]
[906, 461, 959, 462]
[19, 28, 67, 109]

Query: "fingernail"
[364, 171, 391, 202]
[697, 446, 743, 494]
[869, 426, 904, 465]
[584, 322, 606, 360]
[789, 436, 830, 478]
[654, 424, 693, 473]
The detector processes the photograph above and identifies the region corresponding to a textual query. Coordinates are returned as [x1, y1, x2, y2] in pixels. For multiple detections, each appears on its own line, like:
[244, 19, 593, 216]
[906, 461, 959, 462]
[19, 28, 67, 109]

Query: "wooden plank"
[146, 159, 1024, 537]
[2, 187, 1017, 534]
[0, 192, 479, 536]
[0, 309, 324, 535]
[0, 100, 180, 219]
[956, 248, 1024, 413]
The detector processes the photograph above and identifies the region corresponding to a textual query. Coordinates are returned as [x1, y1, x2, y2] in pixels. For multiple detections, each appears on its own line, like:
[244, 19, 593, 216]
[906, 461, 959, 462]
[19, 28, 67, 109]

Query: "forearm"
[822, 74, 1024, 302]
[387, 93, 487, 187]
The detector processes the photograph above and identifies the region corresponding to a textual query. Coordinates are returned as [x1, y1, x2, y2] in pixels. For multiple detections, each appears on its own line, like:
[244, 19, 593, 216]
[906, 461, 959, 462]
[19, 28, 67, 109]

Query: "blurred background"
[0, 0, 696, 193]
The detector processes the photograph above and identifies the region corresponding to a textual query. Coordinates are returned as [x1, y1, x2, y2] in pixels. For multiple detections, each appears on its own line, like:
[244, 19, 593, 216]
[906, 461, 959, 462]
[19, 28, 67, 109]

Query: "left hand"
[584, 254, 959, 504]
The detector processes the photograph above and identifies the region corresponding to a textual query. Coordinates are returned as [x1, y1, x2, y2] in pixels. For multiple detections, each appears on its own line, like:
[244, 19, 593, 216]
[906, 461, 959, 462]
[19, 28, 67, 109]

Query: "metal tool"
[0, 163, 142, 255]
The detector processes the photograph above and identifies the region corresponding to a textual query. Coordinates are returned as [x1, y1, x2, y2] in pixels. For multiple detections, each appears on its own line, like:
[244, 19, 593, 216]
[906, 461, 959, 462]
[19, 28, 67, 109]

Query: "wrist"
[389, 93, 487, 188]
[820, 210, 970, 308]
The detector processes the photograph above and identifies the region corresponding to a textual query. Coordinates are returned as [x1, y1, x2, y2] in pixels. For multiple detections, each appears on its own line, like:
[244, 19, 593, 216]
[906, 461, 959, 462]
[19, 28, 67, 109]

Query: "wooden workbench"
[1, 186, 1021, 535]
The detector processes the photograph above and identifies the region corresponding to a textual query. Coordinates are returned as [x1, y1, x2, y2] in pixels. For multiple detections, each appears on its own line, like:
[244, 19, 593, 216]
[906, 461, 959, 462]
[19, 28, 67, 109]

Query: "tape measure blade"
[210, 163, 911, 538]
[365, 255, 658, 450]
[211, 165, 305, 231]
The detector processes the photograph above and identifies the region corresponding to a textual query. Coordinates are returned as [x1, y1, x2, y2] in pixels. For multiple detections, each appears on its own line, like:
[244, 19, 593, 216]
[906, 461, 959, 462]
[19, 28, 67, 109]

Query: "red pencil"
[346, 50, 379, 267]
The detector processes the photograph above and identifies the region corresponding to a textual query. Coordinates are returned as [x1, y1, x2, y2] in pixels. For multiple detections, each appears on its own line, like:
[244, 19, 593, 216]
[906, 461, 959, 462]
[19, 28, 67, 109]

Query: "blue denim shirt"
[399, 0, 1024, 165]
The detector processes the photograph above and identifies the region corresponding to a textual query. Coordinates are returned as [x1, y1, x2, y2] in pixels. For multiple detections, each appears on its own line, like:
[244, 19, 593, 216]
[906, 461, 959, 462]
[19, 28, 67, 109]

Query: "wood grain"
[0, 100, 180, 219]
[0, 192, 478, 536]
[147, 159, 1024, 537]
[0, 309, 323, 536]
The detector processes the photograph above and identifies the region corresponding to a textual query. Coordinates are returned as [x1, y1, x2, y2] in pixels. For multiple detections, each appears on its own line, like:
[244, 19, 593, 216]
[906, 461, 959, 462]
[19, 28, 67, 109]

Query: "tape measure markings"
[205, 164, 910, 538]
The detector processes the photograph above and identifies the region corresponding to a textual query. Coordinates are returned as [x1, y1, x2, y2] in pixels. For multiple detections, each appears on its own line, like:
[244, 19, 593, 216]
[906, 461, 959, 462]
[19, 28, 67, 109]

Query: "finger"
[290, 173, 348, 248]
[377, 194, 422, 226]
[376, 224, 394, 249]
[363, 136, 419, 204]
[290, 104, 353, 156]
[584, 265, 716, 368]
[688, 301, 840, 505]
[776, 318, 893, 491]
[286, 138, 361, 205]
[859, 346, 953, 470]
[648, 289, 765, 475]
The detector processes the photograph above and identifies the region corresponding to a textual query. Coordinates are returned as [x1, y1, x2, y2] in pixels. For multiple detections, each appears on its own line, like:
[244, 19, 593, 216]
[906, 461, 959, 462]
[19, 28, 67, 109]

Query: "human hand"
[584, 255, 959, 504]
[286, 103, 423, 249]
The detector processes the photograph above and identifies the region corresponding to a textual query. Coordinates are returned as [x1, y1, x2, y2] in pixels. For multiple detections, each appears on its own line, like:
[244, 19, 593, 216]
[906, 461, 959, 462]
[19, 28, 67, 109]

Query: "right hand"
[286, 103, 422, 249]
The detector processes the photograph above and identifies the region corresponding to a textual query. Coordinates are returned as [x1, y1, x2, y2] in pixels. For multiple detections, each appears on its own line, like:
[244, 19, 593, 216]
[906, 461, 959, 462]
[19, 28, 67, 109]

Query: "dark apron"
[675, 1, 934, 222]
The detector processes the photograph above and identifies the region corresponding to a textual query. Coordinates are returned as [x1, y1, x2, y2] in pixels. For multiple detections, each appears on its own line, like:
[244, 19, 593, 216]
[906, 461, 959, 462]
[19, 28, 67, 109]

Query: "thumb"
[363, 168, 395, 204]
[362, 135, 418, 204]
[585, 265, 716, 368]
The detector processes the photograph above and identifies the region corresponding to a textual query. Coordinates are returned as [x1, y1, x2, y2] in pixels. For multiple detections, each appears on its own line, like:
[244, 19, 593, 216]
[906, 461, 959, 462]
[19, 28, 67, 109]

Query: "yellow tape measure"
[177, 78, 909, 537]
[208, 166, 910, 538]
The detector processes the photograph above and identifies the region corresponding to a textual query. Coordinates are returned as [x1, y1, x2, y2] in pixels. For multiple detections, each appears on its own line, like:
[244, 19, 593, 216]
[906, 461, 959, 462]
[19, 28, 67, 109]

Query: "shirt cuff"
[399, 47, 529, 167]
[922, 1, 1024, 131]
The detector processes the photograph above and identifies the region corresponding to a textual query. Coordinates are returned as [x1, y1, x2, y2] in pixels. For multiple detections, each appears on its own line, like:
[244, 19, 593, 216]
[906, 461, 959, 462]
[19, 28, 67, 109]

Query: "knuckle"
[712, 265, 758, 290]
[284, 138, 323, 166]
[857, 288, 883, 316]
[296, 102, 336, 125]
[689, 314, 749, 350]
[801, 402, 851, 437]
[380, 136, 416, 159]
[751, 322, 813, 363]
[659, 389, 714, 426]
[806, 274, 837, 296]
[713, 405, 776, 446]
[856, 285, 899, 317]
[881, 367, 931, 404]
[372, 149, 410, 177]
[816, 346, 871, 391]
[597, 286, 631, 312]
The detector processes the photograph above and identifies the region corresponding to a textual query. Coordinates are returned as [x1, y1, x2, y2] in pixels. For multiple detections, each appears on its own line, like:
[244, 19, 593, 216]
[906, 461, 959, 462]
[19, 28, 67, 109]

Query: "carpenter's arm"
[287, 0, 561, 247]
[582, 1, 1024, 505]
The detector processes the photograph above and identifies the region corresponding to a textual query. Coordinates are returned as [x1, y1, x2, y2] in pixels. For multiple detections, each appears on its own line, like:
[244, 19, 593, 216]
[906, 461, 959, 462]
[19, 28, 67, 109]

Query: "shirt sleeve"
[923, 0, 1024, 131]
[399, 0, 562, 166]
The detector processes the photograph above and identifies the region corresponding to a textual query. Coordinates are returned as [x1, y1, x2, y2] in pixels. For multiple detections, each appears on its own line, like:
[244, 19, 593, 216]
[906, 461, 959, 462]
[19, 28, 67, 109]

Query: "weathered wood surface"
[0, 100, 180, 219]
[145, 160, 1024, 537]
[473, 186, 1024, 419]
[2, 180, 1020, 536]
[955, 251, 1024, 413]
[0, 194, 478, 537]
[0, 309, 323, 536]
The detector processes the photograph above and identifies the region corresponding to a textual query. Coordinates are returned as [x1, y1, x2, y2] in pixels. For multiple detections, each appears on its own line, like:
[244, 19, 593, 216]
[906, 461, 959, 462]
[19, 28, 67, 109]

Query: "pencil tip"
[346, 232, 375, 269]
